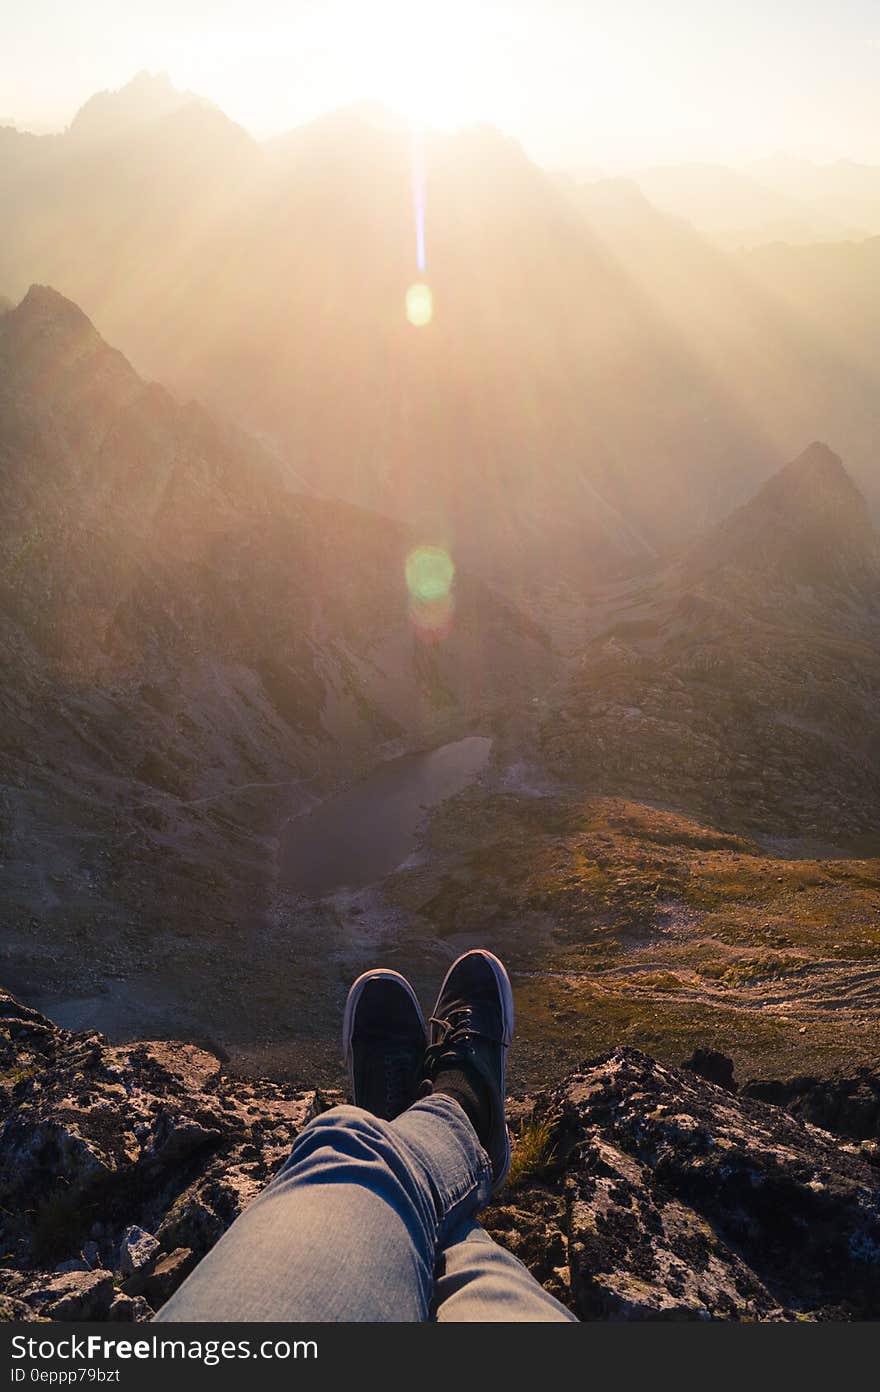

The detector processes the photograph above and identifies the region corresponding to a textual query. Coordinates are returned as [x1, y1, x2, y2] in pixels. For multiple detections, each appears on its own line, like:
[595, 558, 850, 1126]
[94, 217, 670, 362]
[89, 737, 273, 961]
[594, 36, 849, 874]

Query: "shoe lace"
[425, 1003, 502, 1073]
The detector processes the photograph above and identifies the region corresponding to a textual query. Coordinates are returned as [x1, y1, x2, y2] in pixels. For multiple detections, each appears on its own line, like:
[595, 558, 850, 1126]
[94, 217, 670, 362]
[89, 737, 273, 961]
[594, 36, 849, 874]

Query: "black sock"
[432, 1065, 492, 1149]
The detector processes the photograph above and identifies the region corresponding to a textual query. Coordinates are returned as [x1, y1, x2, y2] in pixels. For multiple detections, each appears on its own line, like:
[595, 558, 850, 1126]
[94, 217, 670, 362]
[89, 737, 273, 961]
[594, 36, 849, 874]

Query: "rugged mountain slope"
[532, 444, 880, 838]
[66, 70, 204, 140]
[684, 442, 878, 575]
[384, 793, 880, 1089]
[1, 991, 877, 1321]
[744, 235, 880, 393]
[0, 285, 549, 1044]
[0, 85, 650, 584]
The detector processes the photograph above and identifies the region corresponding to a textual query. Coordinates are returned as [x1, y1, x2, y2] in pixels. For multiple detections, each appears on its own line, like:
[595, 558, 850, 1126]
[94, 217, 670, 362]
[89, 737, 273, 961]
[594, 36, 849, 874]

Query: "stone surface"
[681, 1047, 737, 1093]
[486, 1048, 880, 1321]
[123, 1247, 196, 1303]
[1, 992, 879, 1321]
[20, 1270, 115, 1322]
[118, 1226, 160, 1278]
[742, 1064, 880, 1142]
[108, 1293, 152, 1323]
[0, 990, 315, 1320]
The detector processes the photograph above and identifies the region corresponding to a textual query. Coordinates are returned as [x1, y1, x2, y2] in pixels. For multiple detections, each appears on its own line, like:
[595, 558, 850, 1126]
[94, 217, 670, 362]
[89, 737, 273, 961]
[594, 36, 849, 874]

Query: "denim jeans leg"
[433, 1220, 578, 1322]
[156, 1095, 492, 1322]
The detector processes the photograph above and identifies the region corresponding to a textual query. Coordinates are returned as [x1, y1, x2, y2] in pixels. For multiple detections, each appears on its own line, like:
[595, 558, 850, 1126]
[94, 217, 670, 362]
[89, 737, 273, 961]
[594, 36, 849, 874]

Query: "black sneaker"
[343, 969, 426, 1120]
[425, 949, 514, 1188]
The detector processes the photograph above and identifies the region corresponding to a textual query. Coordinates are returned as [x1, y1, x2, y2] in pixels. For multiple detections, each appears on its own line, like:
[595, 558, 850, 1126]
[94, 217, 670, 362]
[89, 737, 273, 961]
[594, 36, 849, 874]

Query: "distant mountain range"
[3, 73, 878, 597]
[623, 158, 880, 246]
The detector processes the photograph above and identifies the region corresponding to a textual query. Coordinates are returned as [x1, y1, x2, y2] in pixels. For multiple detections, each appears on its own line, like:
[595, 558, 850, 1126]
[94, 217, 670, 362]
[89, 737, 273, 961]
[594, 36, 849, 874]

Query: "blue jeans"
[157, 1095, 576, 1322]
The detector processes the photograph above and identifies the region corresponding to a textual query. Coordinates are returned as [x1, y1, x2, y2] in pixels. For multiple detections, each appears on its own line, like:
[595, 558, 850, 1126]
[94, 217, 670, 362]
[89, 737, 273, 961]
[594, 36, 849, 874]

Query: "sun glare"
[336, 1, 495, 130]
[158, 1, 509, 136]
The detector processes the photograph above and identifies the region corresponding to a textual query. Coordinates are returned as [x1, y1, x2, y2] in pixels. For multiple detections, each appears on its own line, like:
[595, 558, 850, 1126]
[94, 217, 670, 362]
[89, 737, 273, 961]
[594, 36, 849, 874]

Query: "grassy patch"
[0, 1060, 44, 1088]
[506, 1111, 559, 1190]
[696, 952, 811, 984]
[395, 790, 880, 1084]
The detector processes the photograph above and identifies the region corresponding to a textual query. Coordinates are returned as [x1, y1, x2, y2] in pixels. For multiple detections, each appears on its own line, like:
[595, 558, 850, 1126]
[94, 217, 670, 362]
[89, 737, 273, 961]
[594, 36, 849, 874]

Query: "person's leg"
[156, 1094, 493, 1322]
[159, 969, 445, 1323]
[422, 951, 574, 1320]
[160, 952, 570, 1323]
[433, 1220, 577, 1322]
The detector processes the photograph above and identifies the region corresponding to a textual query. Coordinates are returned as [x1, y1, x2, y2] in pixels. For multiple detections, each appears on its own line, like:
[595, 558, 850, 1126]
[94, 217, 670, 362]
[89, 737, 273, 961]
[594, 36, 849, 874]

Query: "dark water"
[281, 736, 492, 896]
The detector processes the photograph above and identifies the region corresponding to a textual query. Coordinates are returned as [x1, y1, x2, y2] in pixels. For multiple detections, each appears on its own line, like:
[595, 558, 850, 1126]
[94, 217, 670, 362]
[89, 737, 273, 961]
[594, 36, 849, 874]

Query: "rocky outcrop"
[741, 1064, 880, 1146]
[1, 992, 878, 1321]
[0, 992, 316, 1321]
[555, 1050, 879, 1318]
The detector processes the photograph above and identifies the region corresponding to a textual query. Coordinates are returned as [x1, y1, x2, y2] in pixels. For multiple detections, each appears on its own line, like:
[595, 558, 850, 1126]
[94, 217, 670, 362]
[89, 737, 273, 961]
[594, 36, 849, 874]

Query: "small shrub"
[506, 1111, 559, 1190]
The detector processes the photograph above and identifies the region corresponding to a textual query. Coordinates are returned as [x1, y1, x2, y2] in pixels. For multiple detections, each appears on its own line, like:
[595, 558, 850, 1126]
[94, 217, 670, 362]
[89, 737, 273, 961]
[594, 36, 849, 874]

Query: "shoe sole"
[342, 968, 425, 1101]
[430, 949, 514, 1190]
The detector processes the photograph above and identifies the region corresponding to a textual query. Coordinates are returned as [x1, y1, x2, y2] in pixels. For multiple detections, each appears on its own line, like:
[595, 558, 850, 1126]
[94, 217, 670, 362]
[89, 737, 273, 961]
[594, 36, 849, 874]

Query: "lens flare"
[405, 282, 433, 327]
[406, 545, 455, 642]
[411, 123, 427, 273]
[406, 545, 454, 601]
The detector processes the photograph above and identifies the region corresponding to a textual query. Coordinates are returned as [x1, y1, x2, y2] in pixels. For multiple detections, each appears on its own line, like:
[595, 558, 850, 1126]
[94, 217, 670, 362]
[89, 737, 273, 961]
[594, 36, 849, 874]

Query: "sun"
[326, 0, 498, 131]
[161, 1, 513, 140]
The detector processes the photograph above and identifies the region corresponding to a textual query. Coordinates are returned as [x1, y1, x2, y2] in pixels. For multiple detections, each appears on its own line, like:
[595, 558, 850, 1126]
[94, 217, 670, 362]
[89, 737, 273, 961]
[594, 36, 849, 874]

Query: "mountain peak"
[68, 71, 196, 141]
[11, 283, 97, 334]
[683, 443, 878, 597]
[779, 439, 847, 479]
[1, 286, 138, 399]
[756, 441, 867, 517]
[128, 69, 176, 93]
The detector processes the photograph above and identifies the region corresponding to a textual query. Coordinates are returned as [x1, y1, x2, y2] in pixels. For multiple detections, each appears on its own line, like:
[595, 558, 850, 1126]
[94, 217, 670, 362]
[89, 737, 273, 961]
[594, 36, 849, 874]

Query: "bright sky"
[3, 1, 880, 167]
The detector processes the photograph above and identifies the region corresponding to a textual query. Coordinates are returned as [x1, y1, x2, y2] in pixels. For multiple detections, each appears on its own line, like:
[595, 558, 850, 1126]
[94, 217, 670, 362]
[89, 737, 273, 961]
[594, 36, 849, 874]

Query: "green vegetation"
[506, 1111, 560, 1190]
[387, 791, 880, 1086]
[0, 1060, 43, 1088]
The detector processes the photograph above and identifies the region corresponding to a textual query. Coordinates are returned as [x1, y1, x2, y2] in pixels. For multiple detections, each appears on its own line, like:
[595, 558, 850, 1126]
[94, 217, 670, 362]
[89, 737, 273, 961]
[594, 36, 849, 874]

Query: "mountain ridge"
[67, 71, 226, 144]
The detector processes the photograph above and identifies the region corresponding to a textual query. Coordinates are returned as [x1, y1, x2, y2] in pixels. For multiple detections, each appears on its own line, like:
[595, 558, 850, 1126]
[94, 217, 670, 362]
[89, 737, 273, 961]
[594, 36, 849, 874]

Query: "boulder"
[108, 1293, 153, 1322]
[681, 1047, 737, 1093]
[554, 1048, 880, 1319]
[123, 1248, 196, 1306]
[23, 1270, 115, 1321]
[118, 1225, 160, 1278]
[742, 1064, 880, 1141]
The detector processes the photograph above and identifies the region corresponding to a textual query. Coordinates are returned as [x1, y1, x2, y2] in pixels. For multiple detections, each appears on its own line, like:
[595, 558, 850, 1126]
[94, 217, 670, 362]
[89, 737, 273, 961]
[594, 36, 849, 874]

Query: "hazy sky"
[3, 1, 880, 167]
